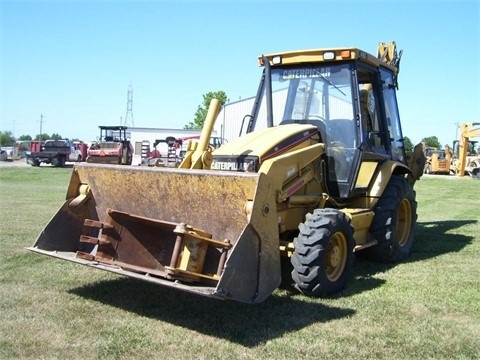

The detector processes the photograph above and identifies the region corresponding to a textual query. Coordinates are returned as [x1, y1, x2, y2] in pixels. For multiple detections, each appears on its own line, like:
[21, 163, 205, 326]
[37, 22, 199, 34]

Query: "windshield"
[255, 63, 358, 184]
[255, 63, 356, 143]
[279, 66, 352, 121]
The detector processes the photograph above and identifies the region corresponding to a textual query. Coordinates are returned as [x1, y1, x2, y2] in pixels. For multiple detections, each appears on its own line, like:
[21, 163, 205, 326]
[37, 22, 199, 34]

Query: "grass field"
[1, 166, 479, 359]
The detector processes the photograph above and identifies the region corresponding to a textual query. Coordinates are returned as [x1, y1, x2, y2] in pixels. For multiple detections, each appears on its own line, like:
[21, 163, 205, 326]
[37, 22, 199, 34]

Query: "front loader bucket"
[28, 163, 281, 304]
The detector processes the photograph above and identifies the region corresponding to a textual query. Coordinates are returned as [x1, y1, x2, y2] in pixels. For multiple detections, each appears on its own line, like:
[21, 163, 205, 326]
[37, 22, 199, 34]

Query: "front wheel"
[291, 209, 355, 297]
[360, 175, 417, 262]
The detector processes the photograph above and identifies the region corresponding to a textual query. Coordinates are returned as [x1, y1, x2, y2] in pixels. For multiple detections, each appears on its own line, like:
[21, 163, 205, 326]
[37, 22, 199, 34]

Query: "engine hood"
[213, 124, 320, 161]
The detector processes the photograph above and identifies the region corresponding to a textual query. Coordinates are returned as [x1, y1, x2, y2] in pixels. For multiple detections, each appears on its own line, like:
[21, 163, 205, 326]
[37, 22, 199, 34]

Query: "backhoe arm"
[455, 122, 480, 176]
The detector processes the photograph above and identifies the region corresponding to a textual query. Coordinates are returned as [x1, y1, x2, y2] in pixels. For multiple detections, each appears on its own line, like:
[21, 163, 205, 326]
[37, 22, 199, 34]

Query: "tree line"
[0, 132, 79, 147]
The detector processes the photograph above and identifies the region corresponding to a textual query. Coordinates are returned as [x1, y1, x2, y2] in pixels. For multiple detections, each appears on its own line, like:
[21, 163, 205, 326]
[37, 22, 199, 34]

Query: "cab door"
[352, 65, 392, 194]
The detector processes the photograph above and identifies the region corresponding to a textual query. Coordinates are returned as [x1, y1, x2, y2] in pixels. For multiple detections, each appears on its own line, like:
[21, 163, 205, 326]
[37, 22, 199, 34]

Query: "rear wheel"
[121, 146, 132, 165]
[291, 209, 355, 297]
[360, 175, 417, 262]
[58, 155, 65, 167]
[52, 155, 65, 167]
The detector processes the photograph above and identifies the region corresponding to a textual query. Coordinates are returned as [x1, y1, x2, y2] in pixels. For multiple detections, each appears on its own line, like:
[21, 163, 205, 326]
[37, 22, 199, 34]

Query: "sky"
[1, 0, 479, 147]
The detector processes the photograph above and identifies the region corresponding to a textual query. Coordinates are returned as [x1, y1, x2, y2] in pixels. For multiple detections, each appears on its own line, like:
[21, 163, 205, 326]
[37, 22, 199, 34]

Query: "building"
[125, 127, 205, 165]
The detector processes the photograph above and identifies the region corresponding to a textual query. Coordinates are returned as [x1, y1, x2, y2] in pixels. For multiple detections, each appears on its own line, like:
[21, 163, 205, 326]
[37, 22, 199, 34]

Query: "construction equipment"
[452, 123, 480, 177]
[28, 41, 425, 304]
[87, 126, 133, 165]
[141, 136, 229, 167]
[139, 136, 200, 167]
[423, 146, 451, 174]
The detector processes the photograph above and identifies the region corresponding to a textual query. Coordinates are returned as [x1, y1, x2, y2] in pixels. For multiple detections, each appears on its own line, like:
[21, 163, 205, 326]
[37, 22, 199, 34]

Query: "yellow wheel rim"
[325, 232, 348, 282]
[397, 198, 412, 247]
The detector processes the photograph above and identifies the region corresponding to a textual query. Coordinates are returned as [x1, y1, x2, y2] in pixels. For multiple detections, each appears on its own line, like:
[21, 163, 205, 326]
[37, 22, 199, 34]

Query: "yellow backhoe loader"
[452, 123, 480, 177]
[28, 42, 425, 303]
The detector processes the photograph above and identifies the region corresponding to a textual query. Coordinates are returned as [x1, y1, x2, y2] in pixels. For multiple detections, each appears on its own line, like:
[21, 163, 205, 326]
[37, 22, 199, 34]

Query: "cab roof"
[260, 46, 398, 74]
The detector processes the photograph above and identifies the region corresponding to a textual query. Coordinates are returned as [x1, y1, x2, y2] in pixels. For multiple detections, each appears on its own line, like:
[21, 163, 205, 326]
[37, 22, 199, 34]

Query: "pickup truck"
[26, 139, 82, 167]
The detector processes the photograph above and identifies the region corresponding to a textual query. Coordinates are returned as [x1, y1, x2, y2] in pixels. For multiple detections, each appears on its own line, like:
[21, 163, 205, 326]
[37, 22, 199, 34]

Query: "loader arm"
[178, 99, 221, 169]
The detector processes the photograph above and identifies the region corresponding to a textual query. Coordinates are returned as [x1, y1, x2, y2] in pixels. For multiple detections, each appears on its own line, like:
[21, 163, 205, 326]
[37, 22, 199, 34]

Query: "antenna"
[124, 82, 134, 127]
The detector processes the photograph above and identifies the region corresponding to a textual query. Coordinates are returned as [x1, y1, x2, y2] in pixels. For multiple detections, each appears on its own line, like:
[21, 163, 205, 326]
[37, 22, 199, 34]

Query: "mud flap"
[28, 163, 281, 303]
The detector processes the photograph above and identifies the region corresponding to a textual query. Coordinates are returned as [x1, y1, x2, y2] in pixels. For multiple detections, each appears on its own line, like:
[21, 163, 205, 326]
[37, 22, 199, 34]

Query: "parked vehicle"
[0, 148, 7, 161]
[26, 139, 82, 167]
[87, 126, 133, 165]
[0, 146, 19, 161]
[423, 146, 451, 174]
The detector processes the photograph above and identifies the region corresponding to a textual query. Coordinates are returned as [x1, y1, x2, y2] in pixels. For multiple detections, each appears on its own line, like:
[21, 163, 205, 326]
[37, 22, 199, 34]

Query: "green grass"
[1, 168, 479, 359]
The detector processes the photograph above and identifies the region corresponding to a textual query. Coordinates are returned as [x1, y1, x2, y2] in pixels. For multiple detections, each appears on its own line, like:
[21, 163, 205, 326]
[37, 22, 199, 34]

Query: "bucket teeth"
[77, 219, 119, 260]
[76, 252, 95, 261]
[83, 219, 113, 230]
[79, 235, 111, 246]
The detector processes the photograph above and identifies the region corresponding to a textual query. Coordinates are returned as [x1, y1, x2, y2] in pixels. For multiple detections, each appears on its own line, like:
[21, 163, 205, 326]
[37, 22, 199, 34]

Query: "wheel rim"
[325, 232, 348, 282]
[397, 198, 412, 247]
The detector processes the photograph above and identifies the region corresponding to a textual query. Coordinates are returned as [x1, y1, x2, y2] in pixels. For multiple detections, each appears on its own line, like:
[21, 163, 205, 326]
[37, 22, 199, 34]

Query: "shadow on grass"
[69, 279, 355, 346]
[68, 219, 474, 343]
[347, 219, 475, 296]
[408, 220, 475, 261]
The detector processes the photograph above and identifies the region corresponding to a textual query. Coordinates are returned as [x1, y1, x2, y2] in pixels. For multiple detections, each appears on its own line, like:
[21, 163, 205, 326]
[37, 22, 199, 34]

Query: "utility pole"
[40, 114, 44, 139]
[124, 83, 134, 127]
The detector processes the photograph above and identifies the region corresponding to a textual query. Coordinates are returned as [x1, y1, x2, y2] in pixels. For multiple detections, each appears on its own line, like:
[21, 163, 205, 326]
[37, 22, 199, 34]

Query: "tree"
[421, 136, 441, 149]
[35, 133, 51, 141]
[403, 136, 413, 152]
[184, 91, 229, 130]
[18, 134, 32, 141]
[50, 133, 63, 140]
[0, 131, 15, 146]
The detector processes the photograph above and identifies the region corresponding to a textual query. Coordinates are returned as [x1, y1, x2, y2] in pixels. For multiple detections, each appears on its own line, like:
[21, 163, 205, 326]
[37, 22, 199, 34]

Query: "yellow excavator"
[453, 123, 480, 177]
[28, 42, 425, 303]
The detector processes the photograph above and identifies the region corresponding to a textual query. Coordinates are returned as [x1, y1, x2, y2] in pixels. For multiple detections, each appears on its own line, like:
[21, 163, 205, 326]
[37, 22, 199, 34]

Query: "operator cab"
[248, 49, 406, 198]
